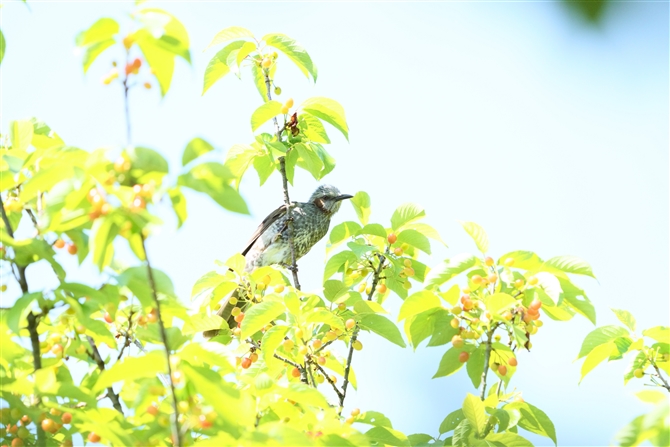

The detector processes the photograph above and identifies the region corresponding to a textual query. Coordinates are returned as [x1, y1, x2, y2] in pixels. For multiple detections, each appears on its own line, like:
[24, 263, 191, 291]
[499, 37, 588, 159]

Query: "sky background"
[1, 1, 668, 446]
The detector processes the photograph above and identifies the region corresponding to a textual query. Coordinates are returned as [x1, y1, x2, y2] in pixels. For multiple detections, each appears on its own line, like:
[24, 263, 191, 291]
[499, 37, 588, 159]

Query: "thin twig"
[123, 57, 132, 146]
[262, 69, 301, 291]
[311, 360, 344, 402]
[650, 361, 670, 393]
[1, 195, 46, 447]
[340, 253, 387, 409]
[140, 236, 182, 447]
[480, 326, 496, 400]
[273, 353, 302, 370]
[86, 336, 123, 413]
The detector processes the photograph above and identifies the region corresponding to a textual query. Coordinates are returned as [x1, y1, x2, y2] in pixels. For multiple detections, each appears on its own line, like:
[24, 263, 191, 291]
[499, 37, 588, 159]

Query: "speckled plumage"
[204, 185, 352, 337]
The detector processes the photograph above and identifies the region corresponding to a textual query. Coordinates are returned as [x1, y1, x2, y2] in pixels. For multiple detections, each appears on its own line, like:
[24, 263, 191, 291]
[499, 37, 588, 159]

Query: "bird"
[204, 184, 353, 338]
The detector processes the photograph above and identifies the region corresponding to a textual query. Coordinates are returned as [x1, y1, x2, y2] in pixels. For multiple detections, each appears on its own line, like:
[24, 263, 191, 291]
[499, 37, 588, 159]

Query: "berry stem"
[86, 336, 124, 413]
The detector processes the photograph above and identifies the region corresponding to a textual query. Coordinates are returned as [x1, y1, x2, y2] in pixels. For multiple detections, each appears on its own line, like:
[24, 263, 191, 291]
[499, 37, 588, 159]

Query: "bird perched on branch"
[204, 185, 353, 338]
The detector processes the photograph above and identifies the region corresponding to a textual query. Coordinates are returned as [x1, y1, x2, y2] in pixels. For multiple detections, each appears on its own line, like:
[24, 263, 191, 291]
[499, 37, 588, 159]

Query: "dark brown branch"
[86, 336, 123, 413]
[311, 360, 344, 402]
[480, 327, 495, 400]
[1, 194, 46, 446]
[262, 69, 301, 291]
[140, 236, 182, 447]
[340, 253, 387, 409]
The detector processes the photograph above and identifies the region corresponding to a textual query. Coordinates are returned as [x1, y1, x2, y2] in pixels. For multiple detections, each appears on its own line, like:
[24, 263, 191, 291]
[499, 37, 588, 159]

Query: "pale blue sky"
[1, 1, 668, 446]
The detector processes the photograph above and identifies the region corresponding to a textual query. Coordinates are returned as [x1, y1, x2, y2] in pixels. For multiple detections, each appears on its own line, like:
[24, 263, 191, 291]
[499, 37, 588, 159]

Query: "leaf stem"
[140, 236, 182, 447]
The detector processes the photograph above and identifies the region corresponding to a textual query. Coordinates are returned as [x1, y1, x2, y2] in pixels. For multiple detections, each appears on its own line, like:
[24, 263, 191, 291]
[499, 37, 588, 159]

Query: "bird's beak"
[335, 194, 353, 202]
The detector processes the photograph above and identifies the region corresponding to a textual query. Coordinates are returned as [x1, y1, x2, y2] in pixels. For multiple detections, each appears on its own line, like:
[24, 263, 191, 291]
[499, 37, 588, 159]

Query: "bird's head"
[309, 184, 353, 215]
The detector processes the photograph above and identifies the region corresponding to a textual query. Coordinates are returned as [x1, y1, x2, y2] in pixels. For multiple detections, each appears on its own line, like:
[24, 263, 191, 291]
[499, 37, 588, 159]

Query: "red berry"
[67, 243, 78, 255]
[87, 432, 101, 443]
[458, 351, 469, 363]
[291, 367, 301, 378]
[241, 357, 252, 369]
[61, 412, 72, 424]
[387, 233, 397, 244]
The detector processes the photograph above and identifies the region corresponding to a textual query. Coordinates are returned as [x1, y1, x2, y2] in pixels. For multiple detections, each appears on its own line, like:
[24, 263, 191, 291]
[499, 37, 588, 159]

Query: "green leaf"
[486, 293, 518, 315]
[300, 97, 348, 140]
[202, 40, 247, 95]
[277, 382, 329, 409]
[643, 326, 670, 343]
[485, 432, 534, 447]
[391, 203, 425, 231]
[350, 191, 371, 225]
[452, 420, 472, 447]
[398, 290, 441, 322]
[365, 426, 409, 446]
[611, 308, 636, 332]
[90, 218, 119, 271]
[397, 229, 431, 254]
[206, 26, 254, 50]
[182, 137, 215, 166]
[542, 255, 595, 278]
[580, 341, 614, 382]
[504, 401, 557, 446]
[10, 120, 33, 152]
[117, 266, 175, 307]
[328, 221, 362, 252]
[251, 100, 283, 131]
[577, 325, 630, 358]
[261, 325, 289, 369]
[425, 254, 477, 288]
[358, 223, 387, 239]
[93, 351, 164, 392]
[178, 162, 249, 214]
[223, 144, 258, 187]
[466, 345, 486, 389]
[241, 301, 286, 338]
[439, 409, 465, 434]
[460, 221, 489, 254]
[262, 33, 317, 80]
[462, 393, 488, 436]
[253, 151, 275, 185]
[136, 8, 191, 62]
[305, 308, 344, 331]
[168, 187, 187, 228]
[498, 251, 543, 271]
[323, 250, 357, 282]
[557, 277, 596, 325]
[6, 293, 39, 335]
[76, 18, 119, 72]
[182, 314, 225, 335]
[294, 143, 324, 179]
[359, 314, 406, 347]
[433, 347, 470, 378]
[0, 29, 6, 65]
[298, 114, 330, 144]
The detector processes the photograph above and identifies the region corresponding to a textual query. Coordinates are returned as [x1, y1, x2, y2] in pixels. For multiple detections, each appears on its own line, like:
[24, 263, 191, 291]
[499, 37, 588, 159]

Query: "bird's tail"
[203, 286, 248, 339]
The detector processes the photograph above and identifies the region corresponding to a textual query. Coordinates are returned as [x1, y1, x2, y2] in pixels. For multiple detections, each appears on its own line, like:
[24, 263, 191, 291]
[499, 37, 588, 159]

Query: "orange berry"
[241, 357, 252, 369]
[261, 58, 272, 68]
[41, 419, 55, 432]
[104, 313, 113, 324]
[234, 312, 245, 323]
[471, 275, 483, 285]
[529, 299, 542, 311]
[87, 432, 101, 443]
[484, 257, 494, 266]
[67, 243, 78, 255]
[498, 365, 508, 376]
[452, 335, 464, 348]
[317, 356, 326, 365]
[458, 351, 469, 363]
[387, 233, 397, 244]
[250, 352, 259, 363]
[508, 357, 518, 367]
[345, 319, 356, 330]
[376, 283, 387, 294]
[291, 367, 301, 378]
[61, 412, 72, 424]
[393, 247, 403, 256]
[54, 239, 65, 249]
[12, 439, 24, 447]
[146, 404, 159, 416]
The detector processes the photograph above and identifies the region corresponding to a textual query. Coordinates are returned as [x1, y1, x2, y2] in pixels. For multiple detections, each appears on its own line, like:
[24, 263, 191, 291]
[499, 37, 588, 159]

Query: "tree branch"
[650, 360, 670, 393]
[262, 69, 301, 291]
[340, 253, 387, 410]
[1, 194, 45, 446]
[86, 336, 123, 413]
[480, 326, 496, 400]
[311, 359, 344, 402]
[140, 236, 182, 447]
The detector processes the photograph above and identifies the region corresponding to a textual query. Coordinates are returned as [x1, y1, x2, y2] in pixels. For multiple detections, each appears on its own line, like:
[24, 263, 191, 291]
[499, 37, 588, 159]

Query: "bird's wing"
[241, 204, 290, 256]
